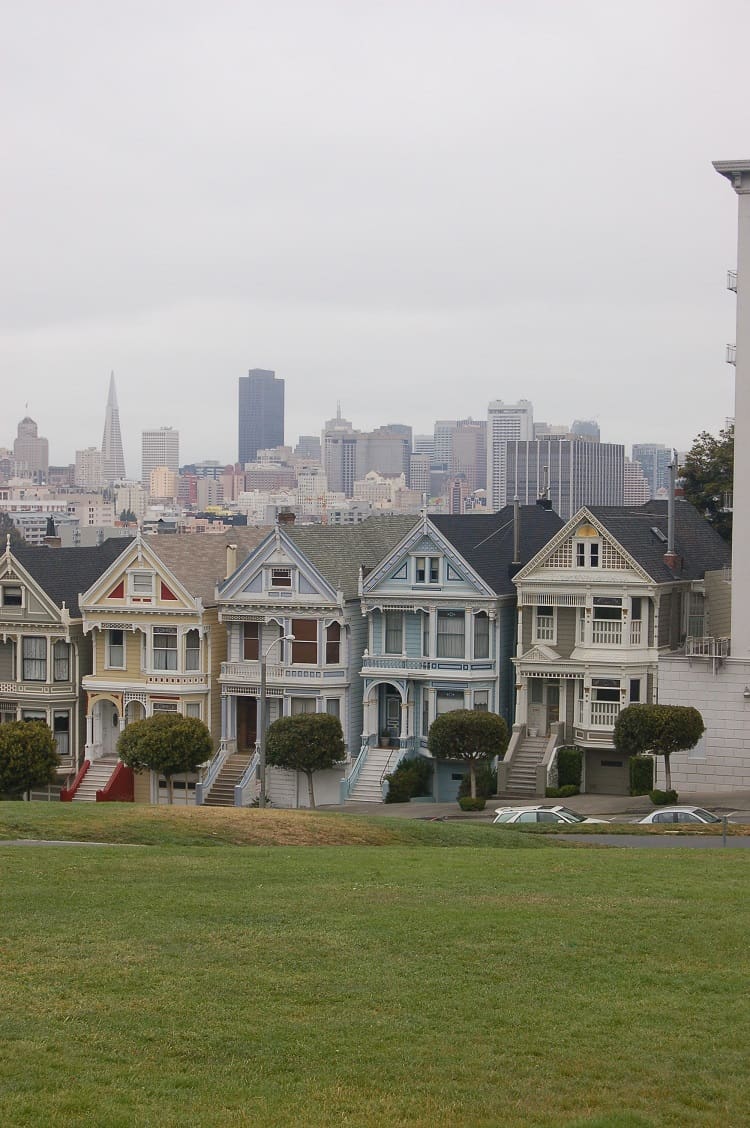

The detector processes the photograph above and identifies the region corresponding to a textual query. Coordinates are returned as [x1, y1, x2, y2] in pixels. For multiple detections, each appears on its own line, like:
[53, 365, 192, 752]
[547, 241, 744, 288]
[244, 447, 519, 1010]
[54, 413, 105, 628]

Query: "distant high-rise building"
[101, 373, 126, 483]
[412, 434, 434, 458]
[322, 407, 360, 497]
[359, 424, 412, 480]
[631, 443, 672, 498]
[238, 369, 285, 465]
[571, 419, 601, 441]
[13, 416, 49, 481]
[450, 419, 487, 493]
[486, 399, 534, 511]
[624, 458, 651, 506]
[409, 454, 431, 495]
[75, 447, 104, 490]
[432, 421, 457, 471]
[295, 435, 322, 461]
[503, 438, 624, 519]
[142, 427, 179, 490]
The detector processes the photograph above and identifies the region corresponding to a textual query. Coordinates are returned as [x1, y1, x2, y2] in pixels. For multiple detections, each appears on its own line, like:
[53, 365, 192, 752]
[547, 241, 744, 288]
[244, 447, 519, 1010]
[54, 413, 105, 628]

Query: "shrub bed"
[630, 755, 654, 796]
[384, 756, 433, 803]
[649, 788, 679, 806]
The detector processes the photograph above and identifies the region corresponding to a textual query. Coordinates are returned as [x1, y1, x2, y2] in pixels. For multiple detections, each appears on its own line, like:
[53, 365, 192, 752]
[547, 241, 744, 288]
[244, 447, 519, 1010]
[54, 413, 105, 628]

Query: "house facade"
[0, 537, 130, 791]
[509, 501, 730, 794]
[79, 529, 266, 803]
[209, 515, 418, 807]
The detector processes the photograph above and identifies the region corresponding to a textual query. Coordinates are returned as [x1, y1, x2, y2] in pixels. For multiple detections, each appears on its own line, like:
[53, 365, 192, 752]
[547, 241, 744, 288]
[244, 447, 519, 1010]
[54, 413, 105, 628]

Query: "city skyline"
[2, 3, 747, 472]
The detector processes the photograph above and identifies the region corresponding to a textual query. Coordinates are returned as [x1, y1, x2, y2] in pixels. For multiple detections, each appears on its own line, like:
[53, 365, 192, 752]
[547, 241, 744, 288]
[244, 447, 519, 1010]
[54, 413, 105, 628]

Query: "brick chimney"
[278, 508, 296, 526]
[225, 543, 238, 578]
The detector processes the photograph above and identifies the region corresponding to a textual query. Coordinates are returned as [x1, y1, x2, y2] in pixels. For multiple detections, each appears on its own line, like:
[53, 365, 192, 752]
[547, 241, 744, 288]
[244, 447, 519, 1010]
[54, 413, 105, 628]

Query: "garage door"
[585, 751, 629, 795]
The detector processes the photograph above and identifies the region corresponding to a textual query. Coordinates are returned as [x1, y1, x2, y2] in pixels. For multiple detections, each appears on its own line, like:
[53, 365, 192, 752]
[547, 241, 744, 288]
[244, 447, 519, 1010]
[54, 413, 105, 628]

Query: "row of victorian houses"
[0, 496, 731, 805]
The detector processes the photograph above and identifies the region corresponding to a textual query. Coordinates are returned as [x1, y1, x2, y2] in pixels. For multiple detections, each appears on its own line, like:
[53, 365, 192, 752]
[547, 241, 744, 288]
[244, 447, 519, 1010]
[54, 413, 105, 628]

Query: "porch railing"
[339, 735, 372, 803]
[195, 740, 232, 805]
[234, 748, 261, 807]
[630, 621, 642, 645]
[591, 621, 622, 645]
[577, 700, 621, 728]
[60, 759, 90, 802]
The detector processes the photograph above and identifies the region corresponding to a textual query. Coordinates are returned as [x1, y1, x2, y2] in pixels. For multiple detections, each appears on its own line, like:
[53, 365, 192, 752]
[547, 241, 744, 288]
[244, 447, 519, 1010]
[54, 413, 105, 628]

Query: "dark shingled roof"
[286, 515, 419, 599]
[148, 527, 270, 605]
[12, 538, 134, 618]
[432, 505, 565, 595]
[587, 500, 731, 582]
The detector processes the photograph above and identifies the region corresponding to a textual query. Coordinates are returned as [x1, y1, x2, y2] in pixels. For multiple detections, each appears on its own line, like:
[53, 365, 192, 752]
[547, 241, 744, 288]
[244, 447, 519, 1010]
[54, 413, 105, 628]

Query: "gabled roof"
[587, 500, 730, 583]
[145, 528, 270, 606]
[431, 505, 565, 595]
[285, 516, 419, 600]
[11, 538, 134, 618]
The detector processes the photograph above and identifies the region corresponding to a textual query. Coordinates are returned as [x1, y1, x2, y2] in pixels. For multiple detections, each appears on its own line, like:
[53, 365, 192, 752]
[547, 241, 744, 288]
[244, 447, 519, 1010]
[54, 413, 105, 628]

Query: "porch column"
[515, 676, 527, 725]
[400, 697, 409, 740]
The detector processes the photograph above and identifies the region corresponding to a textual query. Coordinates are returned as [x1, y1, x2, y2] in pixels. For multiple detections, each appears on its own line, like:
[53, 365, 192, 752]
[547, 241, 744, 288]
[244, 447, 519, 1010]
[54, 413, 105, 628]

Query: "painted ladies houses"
[78, 528, 266, 803]
[506, 500, 730, 796]
[208, 515, 417, 808]
[0, 536, 131, 793]
[355, 504, 563, 801]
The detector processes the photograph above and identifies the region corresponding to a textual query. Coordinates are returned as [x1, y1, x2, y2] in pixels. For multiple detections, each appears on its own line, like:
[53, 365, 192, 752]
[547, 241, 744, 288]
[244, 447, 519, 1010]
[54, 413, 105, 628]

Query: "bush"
[458, 764, 497, 799]
[556, 747, 582, 788]
[545, 784, 579, 798]
[630, 755, 654, 796]
[384, 756, 432, 803]
[458, 796, 486, 811]
[649, 788, 679, 806]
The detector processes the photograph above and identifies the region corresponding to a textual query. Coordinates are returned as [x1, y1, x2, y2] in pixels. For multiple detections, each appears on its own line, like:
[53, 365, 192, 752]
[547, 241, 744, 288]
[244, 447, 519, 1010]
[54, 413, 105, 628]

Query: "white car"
[636, 806, 724, 825]
[493, 805, 609, 826]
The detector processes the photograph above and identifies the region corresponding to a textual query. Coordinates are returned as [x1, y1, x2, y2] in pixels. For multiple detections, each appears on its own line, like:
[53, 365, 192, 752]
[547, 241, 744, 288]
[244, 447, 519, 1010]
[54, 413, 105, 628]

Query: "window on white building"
[271, 567, 292, 588]
[243, 622, 259, 661]
[415, 556, 440, 584]
[325, 698, 340, 719]
[473, 690, 489, 712]
[534, 606, 555, 643]
[290, 696, 316, 715]
[384, 611, 403, 654]
[53, 711, 70, 757]
[185, 703, 202, 719]
[291, 619, 317, 664]
[436, 690, 464, 715]
[575, 541, 600, 568]
[437, 610, 464, 658]
[473, 612, 490, 658]
[325, 623, 341, 664]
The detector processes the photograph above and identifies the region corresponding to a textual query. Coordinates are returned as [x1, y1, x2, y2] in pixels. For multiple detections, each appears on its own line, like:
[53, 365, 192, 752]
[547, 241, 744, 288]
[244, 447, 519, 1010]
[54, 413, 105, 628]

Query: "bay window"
[384, 611, 403, 655]
[106, 629, 125, 668]
[243, 622, 259, 660]
[153, 627, 178, 671]
[53, 640, 70, 681]
[185, 629, 200, 671]
[437, 610, 464, 658]
[22, 637, 46, 681]
[473, 612, 490, 658]
[325, 622, 341, 664]
[291, 620, 317, 664]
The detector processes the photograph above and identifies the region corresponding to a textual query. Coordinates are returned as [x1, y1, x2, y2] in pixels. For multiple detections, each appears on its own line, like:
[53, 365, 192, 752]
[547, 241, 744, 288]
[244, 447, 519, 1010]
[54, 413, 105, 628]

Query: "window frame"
[325, 622, 341, 665]
[436, 610, 465, 659]
[152, 627, 178, 671]
[184, 629, 201, 672]
[533, 605, 556, 644]
[53, 639, 70, 682]
[129, 571, 155, 598]
[22, 636, 47, 682]
[291, 619, 318, 665]
[106, 628, 125, 669]
[1, 584, 23, 608]
[414, 556, 440, 585]
[243, 621, 260, 661]
[384, 611, 403, 655]
[473, 612, 490, 658]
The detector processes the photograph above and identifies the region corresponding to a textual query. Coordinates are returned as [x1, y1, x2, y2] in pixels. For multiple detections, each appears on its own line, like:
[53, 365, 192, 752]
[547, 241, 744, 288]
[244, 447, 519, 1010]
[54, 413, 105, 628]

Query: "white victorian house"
[506, 501, 730, 796]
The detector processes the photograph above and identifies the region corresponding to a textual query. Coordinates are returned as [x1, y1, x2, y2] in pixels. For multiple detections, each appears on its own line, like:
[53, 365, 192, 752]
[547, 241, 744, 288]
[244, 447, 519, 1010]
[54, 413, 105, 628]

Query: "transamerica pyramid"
[101, 371, 126, 483]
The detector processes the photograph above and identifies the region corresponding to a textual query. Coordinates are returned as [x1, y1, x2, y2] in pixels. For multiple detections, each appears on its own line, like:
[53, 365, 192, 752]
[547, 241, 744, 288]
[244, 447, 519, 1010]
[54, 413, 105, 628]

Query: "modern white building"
[486, 399, 534, 511]
[75, 447, 104, 491]
[624, 458, 651, 506]
[141, 427, 179, 490]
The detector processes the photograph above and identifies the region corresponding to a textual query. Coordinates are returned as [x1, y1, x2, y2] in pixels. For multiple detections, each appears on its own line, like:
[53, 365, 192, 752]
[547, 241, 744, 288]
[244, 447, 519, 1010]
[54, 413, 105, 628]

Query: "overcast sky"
[1, 0, 747, 473]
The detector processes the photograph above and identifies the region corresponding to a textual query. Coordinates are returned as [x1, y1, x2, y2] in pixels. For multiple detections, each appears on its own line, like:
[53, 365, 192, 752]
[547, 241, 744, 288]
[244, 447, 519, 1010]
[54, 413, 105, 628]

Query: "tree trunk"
[664, 753, 672, 792]
[305, 771, 316, 809]
[167, 775, 174, 804]
[469, 762, 477, 799]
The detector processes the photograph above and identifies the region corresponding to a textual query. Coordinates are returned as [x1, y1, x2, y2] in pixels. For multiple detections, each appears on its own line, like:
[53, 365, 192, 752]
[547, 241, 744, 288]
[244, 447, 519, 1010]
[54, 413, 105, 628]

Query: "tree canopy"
[0, 510, 25, 547]
[613, 703, 705, 791]
[428, 709, 509, 798]
[117, 713, 213, 802]
[265, 713, 345, 808]
[681, 425, 733, 541]
[0, 720, 60, 799]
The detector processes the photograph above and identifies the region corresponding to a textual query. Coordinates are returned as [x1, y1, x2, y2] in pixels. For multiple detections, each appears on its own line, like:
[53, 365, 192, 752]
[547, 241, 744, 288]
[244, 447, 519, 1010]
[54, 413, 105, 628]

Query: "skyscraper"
[13, 416, 49, 481]
[238, 369, 285, 466]
[486, 399, 534, 510]
[503, 438, 624, 519]
[141, 427, 179, 490]
[631, 443, 672, 498]
[101, 372, 126, 483]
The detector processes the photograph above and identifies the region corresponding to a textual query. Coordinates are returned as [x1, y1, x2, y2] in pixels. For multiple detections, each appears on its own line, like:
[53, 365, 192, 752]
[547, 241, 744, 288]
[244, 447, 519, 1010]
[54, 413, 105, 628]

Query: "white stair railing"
[339, 735, 372, 802]
[234, 747, 261, 807]
[195, 740, 232, 805]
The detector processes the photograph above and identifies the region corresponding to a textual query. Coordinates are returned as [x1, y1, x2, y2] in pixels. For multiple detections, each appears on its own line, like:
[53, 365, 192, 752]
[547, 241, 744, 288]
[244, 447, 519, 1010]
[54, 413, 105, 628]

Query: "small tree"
[265, 713, 345, 808]
[614, 703, 705, 792]
[428, 709, 509, 799]
[117, 713, 213, 803]
[0, 720, 60, 800]
[681, 425, 733, 541]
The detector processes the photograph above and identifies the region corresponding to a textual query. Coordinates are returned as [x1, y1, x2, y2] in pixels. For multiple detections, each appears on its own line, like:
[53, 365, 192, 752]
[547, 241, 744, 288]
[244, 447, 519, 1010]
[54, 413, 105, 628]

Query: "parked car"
[493, 805, 609, 826]
[636, 806, 724, 825]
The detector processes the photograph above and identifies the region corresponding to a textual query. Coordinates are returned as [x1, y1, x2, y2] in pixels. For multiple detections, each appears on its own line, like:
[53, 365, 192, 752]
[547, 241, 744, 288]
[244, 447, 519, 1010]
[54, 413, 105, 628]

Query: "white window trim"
[413, 555, 441, 586]
[105, 628, 126, 670]
[127, 570, 155, 599]
[532, 605, 557, 646]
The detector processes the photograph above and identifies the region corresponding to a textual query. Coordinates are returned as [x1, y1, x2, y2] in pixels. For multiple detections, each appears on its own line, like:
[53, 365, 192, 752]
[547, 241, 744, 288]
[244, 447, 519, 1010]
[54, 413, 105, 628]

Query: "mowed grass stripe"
[1, 845, 748, 1127]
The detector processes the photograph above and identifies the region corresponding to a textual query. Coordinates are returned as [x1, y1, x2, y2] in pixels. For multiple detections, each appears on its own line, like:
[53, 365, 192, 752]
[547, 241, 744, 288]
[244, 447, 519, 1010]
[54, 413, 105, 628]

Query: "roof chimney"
[278, 508, 296, 526]
[225, 543, 238, 578]
[663, 455, 682, 572]
[44, 516, 61, 548]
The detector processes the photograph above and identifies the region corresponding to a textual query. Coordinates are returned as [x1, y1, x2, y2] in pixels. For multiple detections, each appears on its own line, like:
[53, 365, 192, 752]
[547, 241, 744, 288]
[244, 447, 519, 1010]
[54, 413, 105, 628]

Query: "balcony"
[576, 699, 621, 730]
[727, 269, 737, 292]
[220, 661, 347, 685]
[727, 343, 737, 365]
[591, 620, 622, 646]
[361, 654, 494, 676]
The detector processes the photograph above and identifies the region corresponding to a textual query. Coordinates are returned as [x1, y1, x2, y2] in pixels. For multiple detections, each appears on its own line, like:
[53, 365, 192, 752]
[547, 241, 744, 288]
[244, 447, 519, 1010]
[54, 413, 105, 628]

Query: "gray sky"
[1, 0, 747, 473]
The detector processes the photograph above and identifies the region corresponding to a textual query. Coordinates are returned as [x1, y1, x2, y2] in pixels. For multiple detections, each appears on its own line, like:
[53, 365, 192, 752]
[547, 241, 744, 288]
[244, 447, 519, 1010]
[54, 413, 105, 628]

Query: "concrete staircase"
[504, 736, 547, 797]
[72, 756, 119, 801]
[203, 753, 254, 807]
[347, 746, 396, 803]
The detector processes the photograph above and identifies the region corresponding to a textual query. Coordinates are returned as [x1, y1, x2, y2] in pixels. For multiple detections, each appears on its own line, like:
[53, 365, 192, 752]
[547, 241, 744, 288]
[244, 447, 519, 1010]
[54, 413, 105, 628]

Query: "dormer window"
[575, 541, 600, 568]
[271, 567, 292, 588]
[1, 585, 22, 607]
[129, 571, 154, 598]
[415, 556, 440, 584]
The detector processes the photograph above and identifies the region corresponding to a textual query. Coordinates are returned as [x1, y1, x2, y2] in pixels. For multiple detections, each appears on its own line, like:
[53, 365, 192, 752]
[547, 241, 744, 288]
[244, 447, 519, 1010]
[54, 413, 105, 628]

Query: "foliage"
[614, 703, 704, 791]
[266, 713, 345, 808]
[384, 756, 433, 803]
[681, 424, 733, 541]
[117, 713, 213, 803]
[428, 709, 509, 799]
[629, 755, 654, 796]
[0, 721, 60, 799]
[0, 510, 25, 546]
[458, 763, 497, 799]
[458, 796, 486, 811]
[650, 789, 679, 806]
[545, 784, 579, 798]
[119, 508, 138, 523]
[556, 747, 583, 788]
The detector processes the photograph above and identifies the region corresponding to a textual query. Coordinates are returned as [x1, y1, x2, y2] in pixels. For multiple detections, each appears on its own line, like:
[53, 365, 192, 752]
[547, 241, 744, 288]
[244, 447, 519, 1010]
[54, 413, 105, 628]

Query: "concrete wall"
[705, 569, 731, 638]
[657, 654, 750, 791]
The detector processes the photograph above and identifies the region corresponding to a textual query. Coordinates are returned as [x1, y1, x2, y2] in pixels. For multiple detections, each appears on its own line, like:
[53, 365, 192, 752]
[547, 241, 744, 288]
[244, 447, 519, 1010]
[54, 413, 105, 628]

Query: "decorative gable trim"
[362, 519, 495, 598]
[0, 553, 69, 625]
[217, 528, 339, 605]
[514, 507, 653, 584]
[80, 534, 197, 614]
[519, 644, 559, 663]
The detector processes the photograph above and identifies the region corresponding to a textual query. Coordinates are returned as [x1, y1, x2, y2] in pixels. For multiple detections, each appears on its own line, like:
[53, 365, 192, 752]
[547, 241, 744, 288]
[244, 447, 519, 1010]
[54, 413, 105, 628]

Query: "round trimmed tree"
[613, 703, 705, 792]
[117, 713, 213, 803]
[0, 720, 60, 800]
[428, 709, 509, 799]
[265, 713, 345, 808]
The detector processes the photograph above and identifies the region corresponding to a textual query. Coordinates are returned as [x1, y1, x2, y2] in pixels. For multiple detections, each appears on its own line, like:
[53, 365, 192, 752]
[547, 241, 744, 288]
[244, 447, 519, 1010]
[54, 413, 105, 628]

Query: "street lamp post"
[258, 634, 294, 808]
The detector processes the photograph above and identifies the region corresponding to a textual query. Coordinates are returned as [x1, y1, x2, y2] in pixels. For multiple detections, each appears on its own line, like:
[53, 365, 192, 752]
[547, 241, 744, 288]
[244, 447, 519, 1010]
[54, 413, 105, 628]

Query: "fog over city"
[2, 0, 748, 470]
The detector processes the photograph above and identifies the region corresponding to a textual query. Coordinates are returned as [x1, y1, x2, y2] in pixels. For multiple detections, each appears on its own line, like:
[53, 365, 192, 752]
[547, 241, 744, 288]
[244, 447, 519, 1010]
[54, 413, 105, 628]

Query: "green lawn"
[1, 833, 748, 1127]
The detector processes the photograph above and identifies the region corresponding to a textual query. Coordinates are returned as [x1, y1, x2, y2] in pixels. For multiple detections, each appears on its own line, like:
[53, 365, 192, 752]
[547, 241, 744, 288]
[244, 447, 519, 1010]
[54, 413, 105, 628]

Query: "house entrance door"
[380, 686, 401, 745]
[237, 697, 257, 752]
[528, 680, 559, 737]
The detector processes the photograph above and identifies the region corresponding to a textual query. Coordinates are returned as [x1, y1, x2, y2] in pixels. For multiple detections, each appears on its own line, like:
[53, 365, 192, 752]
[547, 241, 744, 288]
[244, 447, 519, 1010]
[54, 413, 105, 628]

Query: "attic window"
[130, 572, 154, 597]
[1, 585, 22, 607]
[271, 567, 292, 588]
[651, 527, 667, 543]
